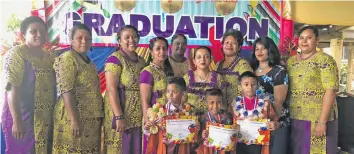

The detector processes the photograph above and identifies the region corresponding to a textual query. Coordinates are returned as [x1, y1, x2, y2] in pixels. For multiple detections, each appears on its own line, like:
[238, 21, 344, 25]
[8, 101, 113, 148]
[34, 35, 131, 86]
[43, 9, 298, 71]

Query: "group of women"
[1, 16, 339, 154]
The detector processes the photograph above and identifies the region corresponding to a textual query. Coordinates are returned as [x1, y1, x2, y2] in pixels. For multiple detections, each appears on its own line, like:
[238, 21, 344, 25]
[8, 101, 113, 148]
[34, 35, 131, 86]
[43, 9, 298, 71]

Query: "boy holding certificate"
[144, 77, 198, 154]
[231, 71, 279, 154]
[197, 88, 236, 154]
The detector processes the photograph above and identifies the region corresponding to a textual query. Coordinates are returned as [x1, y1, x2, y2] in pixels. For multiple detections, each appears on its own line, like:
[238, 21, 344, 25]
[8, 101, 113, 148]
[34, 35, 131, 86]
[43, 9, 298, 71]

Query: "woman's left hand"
[266, 121, 280, 131]
[315, 123, 326, 138]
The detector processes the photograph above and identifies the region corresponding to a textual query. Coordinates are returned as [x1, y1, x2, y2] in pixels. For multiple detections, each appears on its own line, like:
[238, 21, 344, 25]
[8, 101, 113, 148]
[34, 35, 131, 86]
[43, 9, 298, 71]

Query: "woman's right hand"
[12, 120, 26, 140]
[144, 121, 154, 130]
[116, 119, 126, 132]
[71, 119, 82, 138]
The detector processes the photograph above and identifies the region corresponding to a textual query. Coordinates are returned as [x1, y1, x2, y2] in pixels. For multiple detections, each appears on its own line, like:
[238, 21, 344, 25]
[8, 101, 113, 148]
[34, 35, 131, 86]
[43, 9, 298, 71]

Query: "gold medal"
[150, 125, 158, 134]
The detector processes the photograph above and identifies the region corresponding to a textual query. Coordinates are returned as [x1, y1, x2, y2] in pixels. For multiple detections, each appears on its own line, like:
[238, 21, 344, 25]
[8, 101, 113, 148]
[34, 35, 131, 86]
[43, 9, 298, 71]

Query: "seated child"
[196, 88, 236, 154]
[231, 71, 279, 154]
[144, 76, 198, 154]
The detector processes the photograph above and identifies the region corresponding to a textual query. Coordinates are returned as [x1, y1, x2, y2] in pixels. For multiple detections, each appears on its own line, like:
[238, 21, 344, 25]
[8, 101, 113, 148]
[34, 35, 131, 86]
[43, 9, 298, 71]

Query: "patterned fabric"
[183, 70, 228, 114]
[216, 58, 253, 104]
[168, 57, 190, 77]
[52, 118, 102, 154]
[52, 50, 103, 153]
[139, 64, 168, 106]
[145, 102, 193, 154]
[231, 96, 278, 122]
[257, 65, 290, 127]
[196, 112, 234, 154]
[290, 119, 338, 154]
[287, 52, 339, 153]
[103, 51, 146, 154]
[140, 63, 168, 154]
[1, 45, 56, 154]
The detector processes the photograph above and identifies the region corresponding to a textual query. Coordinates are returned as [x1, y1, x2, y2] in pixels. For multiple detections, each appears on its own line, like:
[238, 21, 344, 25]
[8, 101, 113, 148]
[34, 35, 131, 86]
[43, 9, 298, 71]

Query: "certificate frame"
[236, 119, 271, 145]
[162, 115, 198, 144]
[204, 122, 238, 151]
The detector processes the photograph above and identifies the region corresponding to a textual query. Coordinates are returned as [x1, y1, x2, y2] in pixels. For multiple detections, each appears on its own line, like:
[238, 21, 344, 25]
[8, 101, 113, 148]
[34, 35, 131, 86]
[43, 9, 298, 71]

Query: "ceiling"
[294, 22, 354, 48]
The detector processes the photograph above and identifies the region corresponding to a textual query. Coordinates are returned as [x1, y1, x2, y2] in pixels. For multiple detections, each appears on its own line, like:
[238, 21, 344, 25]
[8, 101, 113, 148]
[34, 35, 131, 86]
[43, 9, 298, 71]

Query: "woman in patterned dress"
[1, 16, 56, 154]
[140, 37, 173, 154]
[103, 25, 146, 154]
[168, 34, 191, 77]
[215, 29, 253, 105]
[52, 24, 103, 154]
[250, 37, 290, 154]
[287, 26, 339, 154]
[183, 46, 229, 114]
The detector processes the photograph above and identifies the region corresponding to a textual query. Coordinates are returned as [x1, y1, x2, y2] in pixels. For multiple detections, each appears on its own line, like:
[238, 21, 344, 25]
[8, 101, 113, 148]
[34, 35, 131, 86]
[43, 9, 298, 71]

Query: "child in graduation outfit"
[196, 88, 236, 154]
[230, 71, 279, 154]
[144, 76, 198, 154]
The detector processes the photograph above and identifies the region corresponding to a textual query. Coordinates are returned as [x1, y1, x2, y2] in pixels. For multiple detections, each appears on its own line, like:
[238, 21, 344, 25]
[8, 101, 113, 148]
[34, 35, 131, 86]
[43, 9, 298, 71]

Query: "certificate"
[204, 123, 237, 151]
[163, 115, 197, 144]
[237, 120, 270, 145]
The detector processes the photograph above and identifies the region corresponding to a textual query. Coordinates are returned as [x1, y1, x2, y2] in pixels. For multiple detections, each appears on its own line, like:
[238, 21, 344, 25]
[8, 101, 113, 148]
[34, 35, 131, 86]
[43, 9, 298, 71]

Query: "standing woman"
[216, 29, 253, 105]
[1, 16, 56, 154]
[168, 34, 190, 77]
[103, 25, 146, 154]
[287, 26, 339, 154]
[52, 24, 104, 153]
[250, 37, 289, 154]
[140, 37, 173, 154]
[184, 46, 228, 114]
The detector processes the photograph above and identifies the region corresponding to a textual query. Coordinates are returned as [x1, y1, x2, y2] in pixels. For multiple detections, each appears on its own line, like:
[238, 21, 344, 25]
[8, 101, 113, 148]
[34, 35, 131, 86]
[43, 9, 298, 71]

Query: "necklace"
[234, 96, 265, 119]
[197, 73, 209, 82]
[74, 50, 90, 63]
[198, 73, 209, 82]
[120, 50, 138, 62]
[299, 51, 317, 60]
[207, 112, 221, 123]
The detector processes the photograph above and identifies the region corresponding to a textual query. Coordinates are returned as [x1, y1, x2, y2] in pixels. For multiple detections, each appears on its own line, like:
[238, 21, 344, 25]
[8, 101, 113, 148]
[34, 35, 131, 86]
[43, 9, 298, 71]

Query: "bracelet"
[316, 120, 326, 125]
[114, 115, 125, 120]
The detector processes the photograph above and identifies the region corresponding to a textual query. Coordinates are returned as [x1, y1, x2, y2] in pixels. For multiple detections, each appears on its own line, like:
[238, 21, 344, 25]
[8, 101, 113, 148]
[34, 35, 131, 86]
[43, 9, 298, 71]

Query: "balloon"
[215, 0, 237, 15]
[114, 0, 136, 12]
[161, 0, 183, 13]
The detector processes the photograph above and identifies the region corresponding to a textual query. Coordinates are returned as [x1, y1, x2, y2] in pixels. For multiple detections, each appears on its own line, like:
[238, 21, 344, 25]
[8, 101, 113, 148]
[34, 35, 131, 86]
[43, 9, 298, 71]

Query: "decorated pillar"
[31, 0, 46, 21]
[280, 0, 296, 61]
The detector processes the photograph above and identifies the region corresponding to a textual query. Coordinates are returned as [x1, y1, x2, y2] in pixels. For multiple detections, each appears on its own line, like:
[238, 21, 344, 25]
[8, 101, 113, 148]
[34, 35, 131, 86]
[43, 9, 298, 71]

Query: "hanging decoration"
[215, 0, 237, 16]
[161, 0, 183, 13]
[114, 0, 136, 12]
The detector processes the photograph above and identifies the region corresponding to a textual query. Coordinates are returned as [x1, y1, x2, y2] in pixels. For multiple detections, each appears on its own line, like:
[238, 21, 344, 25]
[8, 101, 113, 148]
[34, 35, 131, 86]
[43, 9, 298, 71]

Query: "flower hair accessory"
[149, 38, 155, 44]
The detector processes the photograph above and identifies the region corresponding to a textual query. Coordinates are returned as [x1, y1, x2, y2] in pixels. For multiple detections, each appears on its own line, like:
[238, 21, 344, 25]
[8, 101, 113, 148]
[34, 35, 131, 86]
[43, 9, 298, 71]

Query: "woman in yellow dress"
[287, 26, 339, 154]
[52, 24, 103, 154]
[1, 16, 56, 154]
[215, 29, 253, 105]
[140, 37, 173, 154]
[103, 25, 146, 154]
